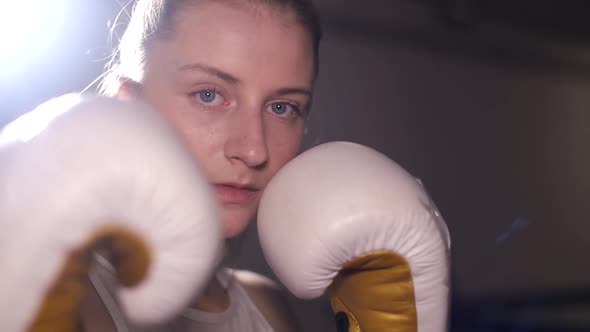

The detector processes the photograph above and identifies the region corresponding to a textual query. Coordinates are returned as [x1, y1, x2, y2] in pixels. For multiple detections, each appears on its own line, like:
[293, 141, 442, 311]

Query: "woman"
[81, 0, 322, 331]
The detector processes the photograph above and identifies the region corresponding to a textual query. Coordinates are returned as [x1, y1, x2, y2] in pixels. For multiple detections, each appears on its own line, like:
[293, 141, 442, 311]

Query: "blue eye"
[191, 88, 225, 108]
[268, 102, 299, 117]
[272, 103, 287, 114]
[199, 90, 217, 103]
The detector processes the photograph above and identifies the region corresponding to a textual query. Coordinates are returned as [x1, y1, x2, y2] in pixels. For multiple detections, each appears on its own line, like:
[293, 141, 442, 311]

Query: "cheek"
[266, 121, 305, 171]
[142, 93, 223, 170]
[173, 122, 226, 180]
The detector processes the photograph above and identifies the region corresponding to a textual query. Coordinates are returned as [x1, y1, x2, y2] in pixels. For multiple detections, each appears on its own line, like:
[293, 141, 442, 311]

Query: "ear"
[116, 78, 143, 100]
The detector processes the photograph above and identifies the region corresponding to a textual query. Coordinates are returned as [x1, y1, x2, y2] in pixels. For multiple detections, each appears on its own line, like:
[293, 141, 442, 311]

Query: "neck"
[190, 275, 231, 312]
[190, 240, 235, 312]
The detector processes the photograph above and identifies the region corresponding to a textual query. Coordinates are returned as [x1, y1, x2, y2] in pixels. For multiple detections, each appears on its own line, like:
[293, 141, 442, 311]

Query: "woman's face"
[132, 2, 315, 238]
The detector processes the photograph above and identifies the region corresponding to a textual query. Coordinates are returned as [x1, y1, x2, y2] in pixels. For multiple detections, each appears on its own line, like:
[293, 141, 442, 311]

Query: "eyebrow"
[270, 87, 312, 99]
[178, 62, 240, 84]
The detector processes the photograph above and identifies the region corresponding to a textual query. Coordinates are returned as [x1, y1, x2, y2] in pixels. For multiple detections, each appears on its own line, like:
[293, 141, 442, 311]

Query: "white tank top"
[90, 255, 275, 332]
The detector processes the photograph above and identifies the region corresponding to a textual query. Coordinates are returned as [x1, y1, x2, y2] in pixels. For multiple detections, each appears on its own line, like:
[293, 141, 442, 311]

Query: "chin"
[220, 205, 255, 238]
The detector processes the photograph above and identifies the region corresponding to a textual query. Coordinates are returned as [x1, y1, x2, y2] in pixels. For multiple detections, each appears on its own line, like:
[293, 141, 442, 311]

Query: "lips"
[213, 183, 260, 204]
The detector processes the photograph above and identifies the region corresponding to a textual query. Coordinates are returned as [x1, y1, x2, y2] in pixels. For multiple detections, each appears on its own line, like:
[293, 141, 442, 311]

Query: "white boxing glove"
[258, 142, 450, 332]
[0, 94, 223, 332]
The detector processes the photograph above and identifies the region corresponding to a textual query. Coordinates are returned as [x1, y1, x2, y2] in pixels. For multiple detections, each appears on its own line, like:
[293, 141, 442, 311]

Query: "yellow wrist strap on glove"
[329, 252, 417, 332]
[29, 226, 150, 332]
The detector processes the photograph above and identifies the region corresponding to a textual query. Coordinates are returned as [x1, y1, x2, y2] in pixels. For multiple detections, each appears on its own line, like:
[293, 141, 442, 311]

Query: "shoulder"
[233, 269, 301, 332]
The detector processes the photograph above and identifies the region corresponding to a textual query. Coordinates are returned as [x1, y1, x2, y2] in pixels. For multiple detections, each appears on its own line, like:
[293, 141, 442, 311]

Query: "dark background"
[2, 1, 590, 331]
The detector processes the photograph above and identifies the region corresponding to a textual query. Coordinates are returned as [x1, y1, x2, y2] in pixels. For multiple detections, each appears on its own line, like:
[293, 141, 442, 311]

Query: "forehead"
[147, 1, 315, 87]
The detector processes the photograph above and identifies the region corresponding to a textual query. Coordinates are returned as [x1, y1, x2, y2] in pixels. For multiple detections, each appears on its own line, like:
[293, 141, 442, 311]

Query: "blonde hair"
[97, 0, 322, 96]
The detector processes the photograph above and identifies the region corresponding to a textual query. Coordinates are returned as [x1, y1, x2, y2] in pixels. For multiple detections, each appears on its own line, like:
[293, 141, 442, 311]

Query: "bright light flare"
[0, 0, 69, 77]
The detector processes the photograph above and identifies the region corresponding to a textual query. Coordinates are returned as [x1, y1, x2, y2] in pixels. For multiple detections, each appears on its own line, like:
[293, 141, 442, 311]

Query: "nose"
[224, 110, 269, 169]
